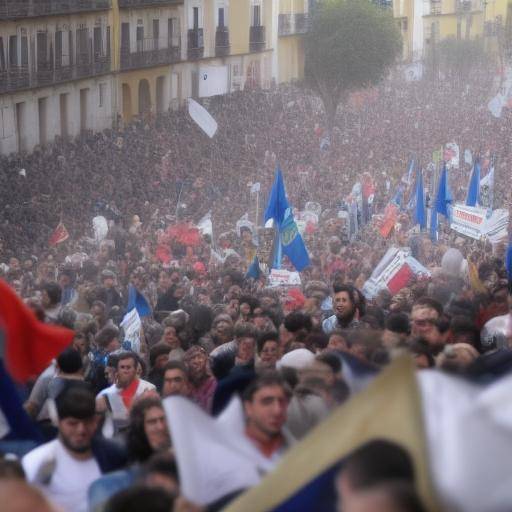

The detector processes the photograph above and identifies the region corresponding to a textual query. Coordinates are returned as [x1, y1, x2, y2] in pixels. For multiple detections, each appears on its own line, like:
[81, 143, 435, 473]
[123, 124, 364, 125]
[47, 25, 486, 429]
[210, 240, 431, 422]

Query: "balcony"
[118, 0, 182, 7]
[187, 28, 204, 60]
[249, 25, 265, 53]
[0, 57, 111, 95]
[215, 27, 230, 58]
[0, 0, 111, 20]
[278, 13, 310, 36]
[121, 38, 180, 71]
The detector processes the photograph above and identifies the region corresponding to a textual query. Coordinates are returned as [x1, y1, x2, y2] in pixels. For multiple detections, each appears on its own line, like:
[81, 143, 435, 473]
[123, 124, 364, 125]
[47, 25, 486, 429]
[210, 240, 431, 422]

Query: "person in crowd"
[323, 285, 365, 334]
[183, 346, 217, 413]
[161, 361, 191, 399]
[256, 332, 281, 370]
[22, 384, 126, 512]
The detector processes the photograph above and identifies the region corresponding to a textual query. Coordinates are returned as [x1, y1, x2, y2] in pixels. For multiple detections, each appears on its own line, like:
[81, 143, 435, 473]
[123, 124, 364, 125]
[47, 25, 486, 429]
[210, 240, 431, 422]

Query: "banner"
[450, 203, 508, 242]
[379, 203, 399, 238]
[188, 99, 218, 138]
[268, 269, 302, 288]
[199, 65, 229, 98]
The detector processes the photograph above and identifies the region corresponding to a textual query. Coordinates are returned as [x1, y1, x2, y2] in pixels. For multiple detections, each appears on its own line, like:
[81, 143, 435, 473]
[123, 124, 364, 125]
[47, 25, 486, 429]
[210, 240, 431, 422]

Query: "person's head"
[184, 346, 208, 381]
[128, 396, 170, 462]
[242, 372, 290, 441]
[407, 339, 435, 369]
[410, 298, 442, 337]
[382, 313, 410, 348]
[101, 270, 116, 289]
[116, 352, 139, 388]
[41, 282, 61, 308]
[149, 343, 172, 371]
[160, 324, 180, 349]
[56, 347, 83, 375]
[257, 332, 280, 368]
[449, 315, 479, 346]
[212, 313, 234, 340]
[104, 486, 174, 512]
[336, 440, 415, 505]
[158, 270, 172, 291]
[142, 453, 180, 496]
[327, 330, 350, 352]
[234, 321, 258, 364]
[55, 383, 98, 456]
[309, 352, 342, 388]
[162, 361, 190, 398]
[333, 284, 363, 324]
[72, 332, 89, 356]
[0, 480, 57, 512]
[436, 343, 479, 373]
[91, 300, 107, 326]
[281, 312, 313, 353]
[95, 325, 121, 353]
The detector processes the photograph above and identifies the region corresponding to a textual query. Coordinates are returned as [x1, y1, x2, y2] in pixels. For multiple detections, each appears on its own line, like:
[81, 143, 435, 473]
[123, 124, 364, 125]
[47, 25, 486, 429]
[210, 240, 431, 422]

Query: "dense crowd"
[0, 65, 512, 512]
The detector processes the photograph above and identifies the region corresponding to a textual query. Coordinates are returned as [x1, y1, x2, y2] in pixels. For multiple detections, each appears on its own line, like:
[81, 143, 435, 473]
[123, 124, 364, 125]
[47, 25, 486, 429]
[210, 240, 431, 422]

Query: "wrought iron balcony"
[118, 0, 182, 7]
[278, 13, 310, 36]
[187, 28, 204, 60]
[121, 38, 180, 70]
[0, 57, 111, 94]
[0, 0, 111, 20]
[249, 25, 265, 52]
[215, 27, 230, 57]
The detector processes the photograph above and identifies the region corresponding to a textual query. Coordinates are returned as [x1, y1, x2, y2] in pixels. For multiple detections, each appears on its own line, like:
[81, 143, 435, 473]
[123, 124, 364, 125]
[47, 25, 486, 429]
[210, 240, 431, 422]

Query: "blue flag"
[435, 163, 452, 218]
[127, 285, 151, 317]
[265, 168, 309, 271]
[280, 209, 310, 272]
[506, 244, 512, 281]
[413, 167, 426, 229]
[245, 256, 261, 280]
[264, 167, 289, 226]
[466, 160, 481, 207]
[429, 208, 438, 242]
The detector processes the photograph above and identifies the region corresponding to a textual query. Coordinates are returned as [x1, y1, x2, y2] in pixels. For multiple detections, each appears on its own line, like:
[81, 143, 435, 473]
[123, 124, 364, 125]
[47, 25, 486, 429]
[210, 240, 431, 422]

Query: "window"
[20, 35, 28, 67]
[153, 19, 159, 40]
[252, 5, 261, 26]
[136, 26, 144, 52]
[0, 38, 5, 71]
[9, 35, 17, 66]
[168, 18, 180, 48]
[193, 7, 199, 29]
[55, 31, 63, 67]
[93, 26, 104, 58]
[36, 32, 48, 68]
[218, 8, 225, 28]
[99, 83, 106, 107]
[0, 106, 14, 139]
[76, 27, 89, 65]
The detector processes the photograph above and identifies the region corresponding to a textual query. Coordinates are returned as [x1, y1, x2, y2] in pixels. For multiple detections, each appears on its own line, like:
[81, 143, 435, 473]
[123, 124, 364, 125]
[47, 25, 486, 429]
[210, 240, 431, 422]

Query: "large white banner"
[450, 203, 508, 242]
[199, 65, 229, 98]
[188, 99, 218, 138]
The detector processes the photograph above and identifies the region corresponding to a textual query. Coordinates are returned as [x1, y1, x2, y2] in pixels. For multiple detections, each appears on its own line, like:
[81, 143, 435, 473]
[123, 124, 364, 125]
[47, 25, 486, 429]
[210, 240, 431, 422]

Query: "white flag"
[197, 212, 213, 237]
[92, 215, 109, 243]
[120, 308, 141, 353]
[250, 182, 261, 194]
[188, 99, 218, 138]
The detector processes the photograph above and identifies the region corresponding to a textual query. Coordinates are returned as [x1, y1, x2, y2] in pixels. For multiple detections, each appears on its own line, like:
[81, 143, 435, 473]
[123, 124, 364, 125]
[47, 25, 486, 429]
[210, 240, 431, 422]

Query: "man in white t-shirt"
[22, 383, 127, 512]
[96, 352, 155, 436]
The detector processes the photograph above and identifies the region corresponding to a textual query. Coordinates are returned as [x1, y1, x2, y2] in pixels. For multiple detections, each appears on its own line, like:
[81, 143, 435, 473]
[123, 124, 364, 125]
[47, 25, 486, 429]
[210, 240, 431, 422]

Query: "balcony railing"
[215, 27, 230, 57]
[121, 38, 180, 70]
[118, 0, 182, 7]
[0, 0, 111, 20]
[0, 57, 111, 94]
[249, 25, 265, 53]
[278, 13, 310, 36]
[187, 28, 204, 60]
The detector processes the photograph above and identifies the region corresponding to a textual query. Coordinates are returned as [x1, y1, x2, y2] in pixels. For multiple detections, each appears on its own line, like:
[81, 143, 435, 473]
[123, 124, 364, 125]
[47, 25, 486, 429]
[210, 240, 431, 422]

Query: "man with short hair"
[323, 285, 364, 334]
[96, 352, 155, 435]
[22, 384, 126, 512]
[410, 298, 444, 354]
[161, 361, 190, 398]
[242, 372, 293, 465]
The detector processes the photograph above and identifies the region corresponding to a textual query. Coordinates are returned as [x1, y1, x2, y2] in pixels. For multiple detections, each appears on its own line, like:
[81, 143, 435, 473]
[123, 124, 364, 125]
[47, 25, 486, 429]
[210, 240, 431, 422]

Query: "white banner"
[120, 308, 141, 353]
[199, 65, 229, 98]
[450, 203, 508, 242]
[188, 99, 218, 138]
[268, 269, 302, 288]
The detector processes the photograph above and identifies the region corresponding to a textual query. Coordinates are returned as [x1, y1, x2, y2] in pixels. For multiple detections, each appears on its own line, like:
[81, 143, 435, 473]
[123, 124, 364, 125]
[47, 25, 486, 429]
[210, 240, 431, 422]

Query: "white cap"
[276, 348, 315, 371]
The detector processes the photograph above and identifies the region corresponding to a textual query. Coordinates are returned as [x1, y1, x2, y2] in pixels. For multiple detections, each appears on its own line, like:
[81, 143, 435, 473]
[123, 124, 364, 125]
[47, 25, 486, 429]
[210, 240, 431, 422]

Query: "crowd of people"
[0, 63, 512, 512]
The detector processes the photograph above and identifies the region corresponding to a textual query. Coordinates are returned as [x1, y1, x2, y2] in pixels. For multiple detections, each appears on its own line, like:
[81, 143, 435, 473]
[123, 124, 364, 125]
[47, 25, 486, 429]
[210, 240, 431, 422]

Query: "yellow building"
[277, 0, 308, 83]
[393, 0, 511, 61]
[0, 0, 286, 153]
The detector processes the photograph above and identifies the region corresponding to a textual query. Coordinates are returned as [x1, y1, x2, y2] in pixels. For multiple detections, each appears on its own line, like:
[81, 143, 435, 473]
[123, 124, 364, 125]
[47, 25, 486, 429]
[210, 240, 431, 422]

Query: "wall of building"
[277, 34, 303, 82]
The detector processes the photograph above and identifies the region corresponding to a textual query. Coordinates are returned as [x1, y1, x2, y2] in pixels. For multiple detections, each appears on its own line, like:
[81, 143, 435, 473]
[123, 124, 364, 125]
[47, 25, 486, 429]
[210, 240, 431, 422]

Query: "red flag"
[0, 280, 74, 383]
[49, 221, 69, 246]
[379, 203, 398, 238]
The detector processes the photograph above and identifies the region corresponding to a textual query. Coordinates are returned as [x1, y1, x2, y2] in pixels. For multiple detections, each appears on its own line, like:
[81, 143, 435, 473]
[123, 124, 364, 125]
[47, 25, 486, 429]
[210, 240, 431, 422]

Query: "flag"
[466, 160, 481, 207]
[127, 285, 151, 318]
[0, 358, 42, 442]
[265, 168, 309, 271]
[188, 99, 218, 138]
[479, 166, 494, 210]
[506, 244, 512, 282]
[264, 168, 289, 226]
[245, 256, 261, 280]
[223, 358, 437, 512]
[413, 167, 426, 229]
[120, 307, 142, 353]
[0, 279, 74, 383]
[49, 221, 69, 246]
[430, 163, 451, 242]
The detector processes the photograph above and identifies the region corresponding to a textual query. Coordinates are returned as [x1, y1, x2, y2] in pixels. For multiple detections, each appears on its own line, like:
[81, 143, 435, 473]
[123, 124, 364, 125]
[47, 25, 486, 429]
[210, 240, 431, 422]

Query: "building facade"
[393, 0, 511, 62]
[0, 0, 309, 154]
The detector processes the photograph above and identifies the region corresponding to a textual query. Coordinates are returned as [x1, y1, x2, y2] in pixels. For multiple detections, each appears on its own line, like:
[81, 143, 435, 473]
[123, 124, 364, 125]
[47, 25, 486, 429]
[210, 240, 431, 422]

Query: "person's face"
[279, 324, 294, 352]
[91, 305, 105, 323]
[240, 302, 251, 317]
[158, 272, 171, 290]
[410, 306, 439, 338]
[23, 259, 33, 270]
[59, 416, 98, 454]
[310, 360, 336, 387]
[244, 385, 289, 439]
[162, 326, 179, 349]
[198, 292, 211, 306]
[173, 287, 185, 300]
[154, 354, 170, 370]
[144, 406, 170, 452]
[162, 368, 189, 398]
[73, 336, 87, 355]
[237, 336, 256, 364]
[327, 334, 348, 352]
[9, 258, 20, 271]
[334, 291, 355, 321]
[103, 277, 114, 289]
[260, 340, 279, 366]
[170, 272, 180, 284]
[187, 352, 207, 378]
[215, 320, 232, 337]
[228, 285, 242, 299]
[106, 337, 121, 353]
[260, 296, 277, 309]
[116, 358, 137, 387]
[242, 230, 252, 243]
